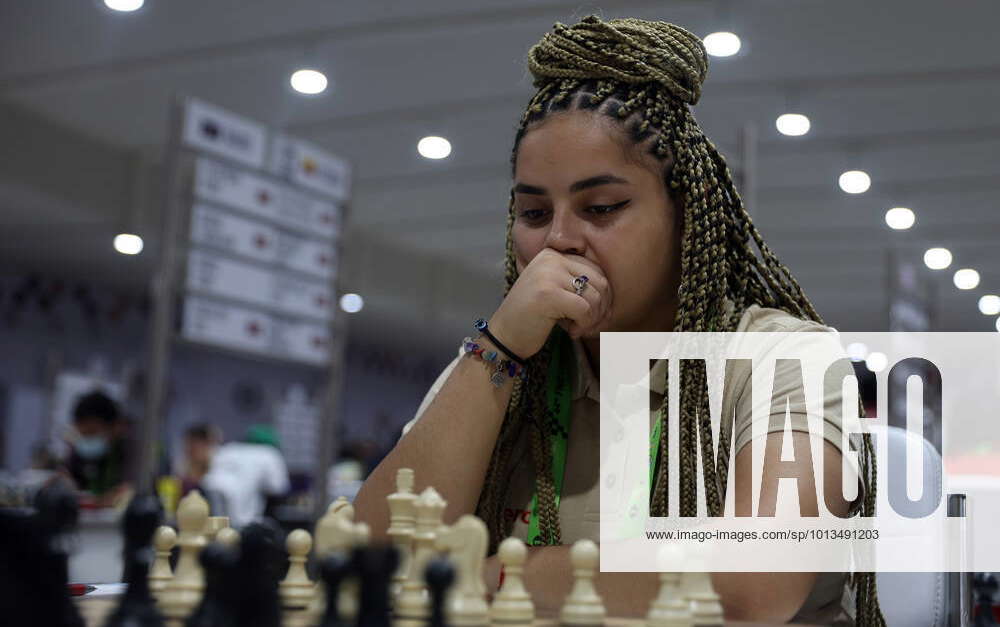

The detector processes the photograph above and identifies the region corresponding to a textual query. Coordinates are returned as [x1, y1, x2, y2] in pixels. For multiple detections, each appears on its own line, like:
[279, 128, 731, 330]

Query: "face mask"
[75, 435, 109, 460]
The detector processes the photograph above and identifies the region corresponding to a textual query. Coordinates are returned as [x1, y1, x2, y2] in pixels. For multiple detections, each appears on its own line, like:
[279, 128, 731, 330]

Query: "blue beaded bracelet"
[473, 318, 526, 366]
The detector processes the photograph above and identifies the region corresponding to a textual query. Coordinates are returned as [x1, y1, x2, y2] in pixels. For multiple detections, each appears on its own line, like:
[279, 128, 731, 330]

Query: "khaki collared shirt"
[402, 304, 857, 625]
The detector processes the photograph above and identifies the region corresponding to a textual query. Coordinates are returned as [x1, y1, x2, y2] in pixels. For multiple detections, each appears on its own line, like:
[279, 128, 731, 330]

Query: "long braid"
[474, 15, 883, 625]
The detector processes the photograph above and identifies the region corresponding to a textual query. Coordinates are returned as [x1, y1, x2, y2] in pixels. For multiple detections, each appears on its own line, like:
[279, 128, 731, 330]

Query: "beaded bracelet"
[462, 334, 525, 387]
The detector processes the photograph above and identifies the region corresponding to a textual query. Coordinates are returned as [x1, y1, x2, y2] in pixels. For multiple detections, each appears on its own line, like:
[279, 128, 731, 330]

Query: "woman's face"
[511, 111, 683, 335]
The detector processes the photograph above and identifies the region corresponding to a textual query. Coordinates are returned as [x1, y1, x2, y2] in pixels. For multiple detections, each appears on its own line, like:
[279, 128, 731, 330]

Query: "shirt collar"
[570, 337, 667, 403]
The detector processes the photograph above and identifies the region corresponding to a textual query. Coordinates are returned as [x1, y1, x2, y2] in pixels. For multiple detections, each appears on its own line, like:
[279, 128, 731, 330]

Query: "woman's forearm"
[353, 351, 514, 540]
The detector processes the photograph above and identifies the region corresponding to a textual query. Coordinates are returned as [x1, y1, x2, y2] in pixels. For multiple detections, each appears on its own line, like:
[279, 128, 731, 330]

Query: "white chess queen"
[355, 14, 882, 627]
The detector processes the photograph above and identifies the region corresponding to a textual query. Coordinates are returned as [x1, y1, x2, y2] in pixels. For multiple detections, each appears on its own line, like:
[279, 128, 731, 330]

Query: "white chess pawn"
[436, 515, 489, 626]
[149, 525, 176, 603]
[395, 487, 447, 627]
[491, 537, 534, 625]
[203, 515, 229, 541]
[387, 468, 418, 599]
[281, 529, 314, 612]
[160, 490, 210, 626]
[680, 544, 723, 627]
[215, 527, 240, 547]
[647, 543, 692, 627]
[559, 540, 606, 626]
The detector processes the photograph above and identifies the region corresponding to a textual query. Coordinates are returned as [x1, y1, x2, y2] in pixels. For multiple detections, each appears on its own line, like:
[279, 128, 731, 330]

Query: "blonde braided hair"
[473, 15, 883, 625]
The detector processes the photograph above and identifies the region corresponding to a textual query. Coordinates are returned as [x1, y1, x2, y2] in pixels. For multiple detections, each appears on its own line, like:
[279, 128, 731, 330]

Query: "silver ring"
[572, 275, 589, 296]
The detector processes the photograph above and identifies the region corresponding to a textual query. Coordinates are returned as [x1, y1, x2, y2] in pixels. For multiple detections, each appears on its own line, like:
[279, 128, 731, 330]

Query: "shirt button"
[605, 473, 616, 488]
[629, 503, 639, 518]
[614, 427, 624, 442]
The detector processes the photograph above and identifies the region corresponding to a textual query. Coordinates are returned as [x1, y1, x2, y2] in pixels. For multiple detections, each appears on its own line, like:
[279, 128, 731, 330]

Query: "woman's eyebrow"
[512, 174, 630, 196]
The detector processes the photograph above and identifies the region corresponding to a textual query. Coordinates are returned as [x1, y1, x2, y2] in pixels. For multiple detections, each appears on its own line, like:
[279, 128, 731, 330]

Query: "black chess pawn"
[34, 481, 85, 627]
[186, 542, 240, 627]
[975, 573, 999, 627]
[424, 556, 455, 627]
[104, 494, 165, 627]
[353, 545, 398, 627]
[319, 551, 354, 627]
[233, 519, 284, 627]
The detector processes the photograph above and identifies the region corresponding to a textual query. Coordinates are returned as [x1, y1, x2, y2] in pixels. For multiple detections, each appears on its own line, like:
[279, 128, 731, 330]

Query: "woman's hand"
[489, 248, 612, 359]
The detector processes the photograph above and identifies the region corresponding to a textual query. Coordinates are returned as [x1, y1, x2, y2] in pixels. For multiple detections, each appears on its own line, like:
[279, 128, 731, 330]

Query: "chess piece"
[680, 544, 723, 627]
[203, 516, 230, 541]
[281, 529, 314, 612]
[303, 500, 369, 626]
[395, 487, 447, 627]
[105, 494, 166, 627]
[559, 540, 605, 627]
[318, 552, 353, 627]
[646, 544, 692, 627]
[233, 520, 284, 627]
[160, 490, 210, 626]
[185, 543, 239, 627]
[354, 545, 399, 627]
[150, 526, 177, 603]
[425, 557, 456, 627]
[387, 468, 418, 599]
[491, 537, 535, 625]
[436, 515, 489, 626]
[33, 482, 85, 627]
[214, 527, 240, 547]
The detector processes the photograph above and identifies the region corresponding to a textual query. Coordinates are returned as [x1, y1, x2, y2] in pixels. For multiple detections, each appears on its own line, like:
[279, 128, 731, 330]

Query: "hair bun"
[527, 14, 709, 105]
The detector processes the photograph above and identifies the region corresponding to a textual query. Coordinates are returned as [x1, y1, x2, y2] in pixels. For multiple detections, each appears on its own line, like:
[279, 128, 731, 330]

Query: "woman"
[354, 15, 881, 625]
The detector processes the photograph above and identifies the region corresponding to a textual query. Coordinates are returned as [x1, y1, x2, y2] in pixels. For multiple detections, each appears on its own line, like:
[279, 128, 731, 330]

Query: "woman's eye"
[518, 209, 548, 221]
[587, 200, 630, 215]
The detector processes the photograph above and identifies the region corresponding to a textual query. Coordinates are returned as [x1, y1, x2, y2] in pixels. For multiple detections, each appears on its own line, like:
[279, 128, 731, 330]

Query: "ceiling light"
[839, 170, 871, 194]
[884, 207, 915, 230]
[923, 247, 952, 270]
[776, 113, 810, 137]
[339, 293, 364, 313]
[114, 233, 143, 255]
[104, 0, 144, 11]
[418, 136, 451, 160]
[978, 295, 1000, 316]
[865, 351, 888, 373]
[953, 268, 980, 290]
[703, 32, 742, 57]
[290, 69, 328, 95]
[846, 342, 868, 362]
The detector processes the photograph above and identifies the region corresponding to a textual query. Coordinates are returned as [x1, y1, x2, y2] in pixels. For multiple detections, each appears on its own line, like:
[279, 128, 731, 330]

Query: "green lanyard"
[526, 332, 663, 546]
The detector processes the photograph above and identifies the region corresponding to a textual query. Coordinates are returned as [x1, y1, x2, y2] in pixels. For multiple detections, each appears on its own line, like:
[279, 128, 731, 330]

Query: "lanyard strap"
[527, 333, 663, 545]
[527, 332, 571, 546]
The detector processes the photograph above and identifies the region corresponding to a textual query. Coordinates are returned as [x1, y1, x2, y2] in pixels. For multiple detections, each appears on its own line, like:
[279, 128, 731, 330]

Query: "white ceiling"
[1, 0, 999, 351]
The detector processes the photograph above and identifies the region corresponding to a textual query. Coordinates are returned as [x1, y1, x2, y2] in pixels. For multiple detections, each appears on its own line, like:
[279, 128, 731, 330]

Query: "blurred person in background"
[64, 390, 132, 506]
[176, 422, 222, 496]
[202, 424, 289, 528]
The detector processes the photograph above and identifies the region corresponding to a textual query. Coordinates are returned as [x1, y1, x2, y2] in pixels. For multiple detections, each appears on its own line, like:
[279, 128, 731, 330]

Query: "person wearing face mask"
[64, 390, 131, 505]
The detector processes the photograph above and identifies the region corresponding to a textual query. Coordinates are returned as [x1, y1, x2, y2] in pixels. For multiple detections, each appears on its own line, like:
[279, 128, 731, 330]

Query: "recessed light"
[418, 136, 452, 160]
[339, 293, 364, 313]
[923, 248, 952, 270]
[839, 170, 871, 194]
[114, 233, 143, 255]
[290, 69, 328, 95]
[865, 351, 888, 373]
[978, 295, 1000, 316]
[704, 32, 741, 57]
[884, 207, 915, 230]
[776, 113, 810, 137]
[105, 0, 144, 11]
[954, 268, 980, 290]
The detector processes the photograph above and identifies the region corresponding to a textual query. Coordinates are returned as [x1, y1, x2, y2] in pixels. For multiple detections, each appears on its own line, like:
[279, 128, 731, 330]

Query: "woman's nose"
[543, 208, 585, 255]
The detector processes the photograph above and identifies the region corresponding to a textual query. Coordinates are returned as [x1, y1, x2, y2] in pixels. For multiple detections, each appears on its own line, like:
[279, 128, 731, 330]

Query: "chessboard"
[3, 469, 812, 627]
